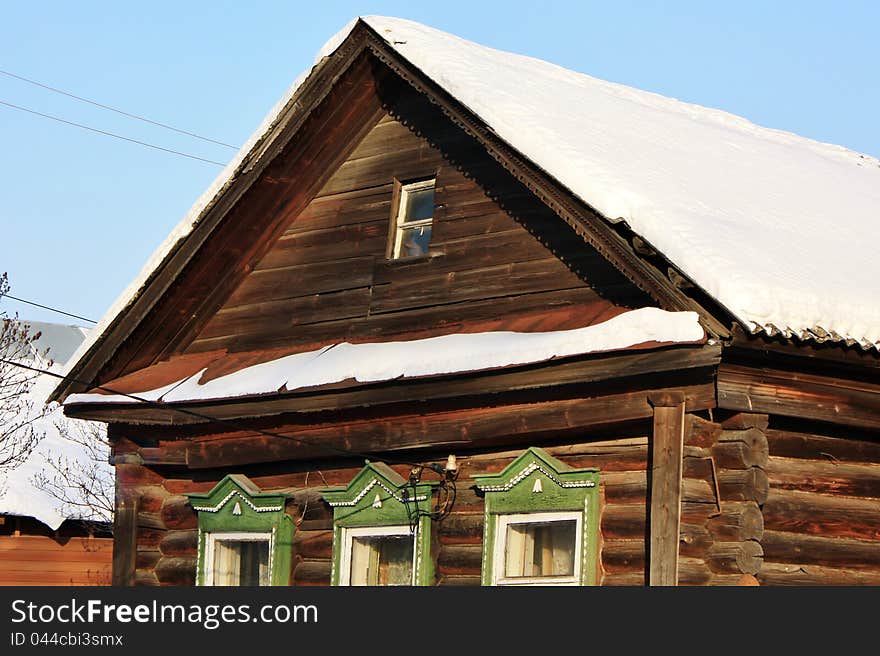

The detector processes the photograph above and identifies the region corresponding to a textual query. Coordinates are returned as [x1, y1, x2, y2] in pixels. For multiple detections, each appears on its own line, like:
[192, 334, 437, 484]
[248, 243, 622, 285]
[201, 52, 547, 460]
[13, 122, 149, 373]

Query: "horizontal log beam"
[718, 363, 880, 430]
[183, 384, 713, 468]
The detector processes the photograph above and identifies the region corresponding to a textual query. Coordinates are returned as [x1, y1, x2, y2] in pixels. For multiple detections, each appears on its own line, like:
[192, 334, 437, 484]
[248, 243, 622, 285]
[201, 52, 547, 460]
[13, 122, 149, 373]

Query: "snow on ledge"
[65, 307, 704, 406]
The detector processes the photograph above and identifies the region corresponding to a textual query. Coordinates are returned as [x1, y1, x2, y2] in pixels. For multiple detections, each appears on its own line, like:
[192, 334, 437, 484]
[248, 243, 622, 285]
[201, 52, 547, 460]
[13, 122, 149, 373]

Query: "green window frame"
[474, 447, 600, 586]
[322, 461, 436, 586]
[185, 474, 293, 586]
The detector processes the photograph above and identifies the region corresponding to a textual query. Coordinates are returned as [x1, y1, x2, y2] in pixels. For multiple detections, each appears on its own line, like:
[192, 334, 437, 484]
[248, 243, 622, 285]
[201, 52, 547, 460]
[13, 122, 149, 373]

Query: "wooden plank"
[185, 287, 617, 355]
[225, 256, 375, 307]
[370, 258, 587, 314]
[112, 494, 138, 587]
[648, 394, 685, 586]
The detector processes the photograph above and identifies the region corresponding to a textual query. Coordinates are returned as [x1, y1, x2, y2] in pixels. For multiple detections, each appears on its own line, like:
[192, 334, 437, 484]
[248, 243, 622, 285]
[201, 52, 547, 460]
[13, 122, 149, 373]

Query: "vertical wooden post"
[112, 492, 138, 587]
[648, 392, 686, 586]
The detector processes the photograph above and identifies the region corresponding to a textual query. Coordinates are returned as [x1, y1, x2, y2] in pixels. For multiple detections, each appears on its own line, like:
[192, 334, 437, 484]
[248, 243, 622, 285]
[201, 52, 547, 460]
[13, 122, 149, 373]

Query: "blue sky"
[2, 1, 878, 327]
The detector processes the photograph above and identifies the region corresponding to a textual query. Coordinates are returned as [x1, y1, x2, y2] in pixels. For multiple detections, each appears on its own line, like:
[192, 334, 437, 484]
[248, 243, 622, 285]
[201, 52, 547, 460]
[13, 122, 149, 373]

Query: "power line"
[0, 99, 226, 166]
[0, 68, 239, 150]
[1, 293, 97, 324]
[0, 357, 428, 470]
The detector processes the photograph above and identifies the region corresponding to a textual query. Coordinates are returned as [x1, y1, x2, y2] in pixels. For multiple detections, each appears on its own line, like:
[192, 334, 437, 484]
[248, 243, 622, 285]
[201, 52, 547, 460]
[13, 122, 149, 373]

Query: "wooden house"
[51, 17, 880, 587]
[0, 321, 112, 586]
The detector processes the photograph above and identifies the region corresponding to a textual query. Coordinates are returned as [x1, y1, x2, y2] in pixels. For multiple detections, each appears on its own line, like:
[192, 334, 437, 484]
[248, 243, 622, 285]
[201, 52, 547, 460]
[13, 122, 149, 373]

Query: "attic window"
[391, 178, 435, 259]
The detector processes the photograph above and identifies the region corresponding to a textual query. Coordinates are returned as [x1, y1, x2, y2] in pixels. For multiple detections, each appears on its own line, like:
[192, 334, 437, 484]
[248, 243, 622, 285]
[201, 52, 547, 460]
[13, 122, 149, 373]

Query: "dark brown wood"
[437, 575, 481, 586]
[762, 489, 880, 541]
[758, 562, 880, 586]
[649, 400, 685, 586]
[292, 530, 333, 560]
[154, 557, 196, 586]
[706, 541, 763, 575]
[765, 456, 880, 498]
[718, 363, 880, 430]
[292, 560, 331, 585]
[159, 530, 198, 557]
[160, 497, 197, 531]
[112, 494, 138, 587]
[437, 544, 482, 575]
[766, 427, 880, 464]
[685, 414, 722, 448]
[711, 428, 769, 470]
[677, 557, 712, 586]
[706, 502, 763, 542]
[601, 539, 645, 573]
[761, 530, 880, 569]
[716, 468, 769, 504]
[719, 413, 769, 431]
[169, 381, 714, 469]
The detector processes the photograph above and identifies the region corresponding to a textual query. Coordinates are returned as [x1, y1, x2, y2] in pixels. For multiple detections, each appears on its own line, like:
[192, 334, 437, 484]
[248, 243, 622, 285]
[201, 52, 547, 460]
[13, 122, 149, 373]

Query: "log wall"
[115, 428, 661, 586]
[758, 421, 880, 585]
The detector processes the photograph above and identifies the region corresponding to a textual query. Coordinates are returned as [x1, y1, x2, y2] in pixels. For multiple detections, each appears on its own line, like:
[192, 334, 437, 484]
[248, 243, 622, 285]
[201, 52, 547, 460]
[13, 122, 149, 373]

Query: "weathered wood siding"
[0, 517, 112, 586]
[758, 422, 880, 585]
[185, 105, 644, 356]
[113, 434, 657, 586]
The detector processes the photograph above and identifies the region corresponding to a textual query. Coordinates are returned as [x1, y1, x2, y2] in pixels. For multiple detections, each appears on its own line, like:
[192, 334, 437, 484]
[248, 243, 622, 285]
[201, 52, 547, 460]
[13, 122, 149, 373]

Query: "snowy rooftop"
[56, 16, 880, 396]
[65, 308, 704, 405]
[0, 325, 110, 530]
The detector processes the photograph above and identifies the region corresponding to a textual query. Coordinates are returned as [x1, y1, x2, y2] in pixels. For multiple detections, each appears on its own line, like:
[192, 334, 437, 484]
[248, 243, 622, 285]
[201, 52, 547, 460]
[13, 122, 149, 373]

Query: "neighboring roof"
[23, 321, 91, 367]
[52, 16, 880, 402]
[0, 323, 110, 530]
[65, 307, 704, 406]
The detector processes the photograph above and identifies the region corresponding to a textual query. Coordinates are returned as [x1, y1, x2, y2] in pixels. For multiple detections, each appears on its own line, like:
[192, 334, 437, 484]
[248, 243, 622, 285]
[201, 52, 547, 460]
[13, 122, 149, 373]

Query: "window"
[390, 178, 435, 259]
[204, 532, 271, 586]
[340, 525, 415, 586]
[186, 475, 293, 586]
[322, 462, 436, 586]
[493, 512, 582, 585]
[474, 447, 600, 586]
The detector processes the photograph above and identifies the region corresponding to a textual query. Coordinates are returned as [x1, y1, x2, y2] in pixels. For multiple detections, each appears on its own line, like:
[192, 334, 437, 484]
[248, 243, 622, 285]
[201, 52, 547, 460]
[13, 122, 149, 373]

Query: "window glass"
[398, 225, 432, 258]
[504, 519, 577, 578]
[401, 186, 434, 222]
[349, 534, 414, 586]
[212, 539, 269, 586]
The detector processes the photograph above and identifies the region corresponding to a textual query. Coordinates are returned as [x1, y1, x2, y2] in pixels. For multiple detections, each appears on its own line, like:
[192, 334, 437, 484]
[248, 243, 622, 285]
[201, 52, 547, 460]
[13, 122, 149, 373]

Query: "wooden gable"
[184, 103, 650, 357]
[84, 48, 658, 391]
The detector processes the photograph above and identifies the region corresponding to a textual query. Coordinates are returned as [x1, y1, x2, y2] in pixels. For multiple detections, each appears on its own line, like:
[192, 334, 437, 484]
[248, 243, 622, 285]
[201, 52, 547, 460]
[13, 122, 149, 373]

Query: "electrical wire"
[0, 68, 239, 150]
[0, 293, 97, 324]
[0, 356, 427, 469]
[0, 99, 226, 166]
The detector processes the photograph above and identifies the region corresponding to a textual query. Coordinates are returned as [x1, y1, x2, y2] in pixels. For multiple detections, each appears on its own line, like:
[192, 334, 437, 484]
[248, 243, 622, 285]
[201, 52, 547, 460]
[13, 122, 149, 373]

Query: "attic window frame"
[388, 177, 436, 260]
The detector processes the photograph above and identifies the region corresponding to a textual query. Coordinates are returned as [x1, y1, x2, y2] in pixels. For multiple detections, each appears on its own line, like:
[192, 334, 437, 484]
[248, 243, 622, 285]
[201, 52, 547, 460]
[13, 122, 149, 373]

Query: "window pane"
[399, 225, 432, 258]
[350, 534, 413, 586]
[504, 520, 576, 578]
[402, 186, 434, 222]
[213, 540, 269, 586]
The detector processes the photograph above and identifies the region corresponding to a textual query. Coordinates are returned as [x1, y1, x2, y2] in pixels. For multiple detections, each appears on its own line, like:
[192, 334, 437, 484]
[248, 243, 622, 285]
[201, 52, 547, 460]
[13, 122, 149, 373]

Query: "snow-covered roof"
[0, 324, 110, 530]
[23, 321, 91, 368]
[55, 15, 880, 396]
[66, 308, 704, 405]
